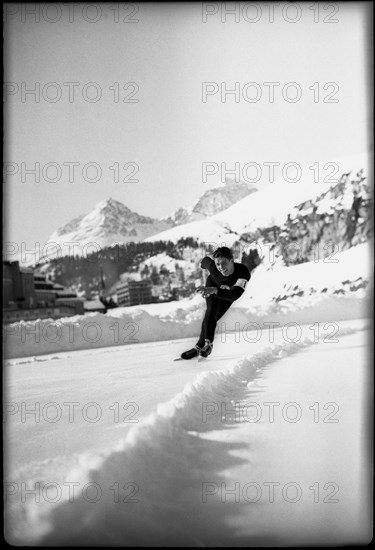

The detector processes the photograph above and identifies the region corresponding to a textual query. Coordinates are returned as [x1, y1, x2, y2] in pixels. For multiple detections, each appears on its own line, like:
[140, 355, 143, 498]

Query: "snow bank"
[3, 299, 204, 360]
[249, 241, 372, 302]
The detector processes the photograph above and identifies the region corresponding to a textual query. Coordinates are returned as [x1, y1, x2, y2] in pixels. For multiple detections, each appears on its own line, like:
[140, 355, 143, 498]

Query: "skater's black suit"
[196, 257, 251, 347]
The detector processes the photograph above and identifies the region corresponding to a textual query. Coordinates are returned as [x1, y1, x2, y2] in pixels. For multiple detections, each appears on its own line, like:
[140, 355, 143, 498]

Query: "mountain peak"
[162, 179, 258, 226]
[93, 198, 132, 213]
[45, 198, 172, 259]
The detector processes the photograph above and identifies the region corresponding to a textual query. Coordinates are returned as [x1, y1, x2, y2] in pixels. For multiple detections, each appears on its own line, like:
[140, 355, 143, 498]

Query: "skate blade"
[174, 357, 203, 362]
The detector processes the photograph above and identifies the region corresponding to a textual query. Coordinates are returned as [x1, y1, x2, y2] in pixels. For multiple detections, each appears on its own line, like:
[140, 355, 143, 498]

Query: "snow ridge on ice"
[23, 325, 362, 546]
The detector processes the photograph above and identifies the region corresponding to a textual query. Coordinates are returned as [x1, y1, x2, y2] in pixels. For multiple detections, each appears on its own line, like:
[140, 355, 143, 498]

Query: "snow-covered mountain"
[145, 153, 371, 252]
[36, 180, 258, 264]
[33, 152, 371, 275]
[214, 153, 370, 235]
[162, 178, 258, 226]
[42, 198, 173, 261]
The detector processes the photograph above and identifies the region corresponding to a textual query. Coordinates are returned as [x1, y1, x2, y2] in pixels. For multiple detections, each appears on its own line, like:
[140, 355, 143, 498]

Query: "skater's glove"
[202, 287, 218, 298]
[200, 256, 213, 270]
[196, 286, 218, 298]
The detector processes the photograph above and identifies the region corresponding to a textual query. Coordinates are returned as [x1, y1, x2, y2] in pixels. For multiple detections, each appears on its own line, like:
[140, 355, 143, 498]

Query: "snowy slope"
[247, 240, 372, 305]
[143, 216, 240, 246]
[162, 178, 258, 226]
[213, 152, 370, 234]
[146, 152, 370, 244]
[138, 252, 197, 275]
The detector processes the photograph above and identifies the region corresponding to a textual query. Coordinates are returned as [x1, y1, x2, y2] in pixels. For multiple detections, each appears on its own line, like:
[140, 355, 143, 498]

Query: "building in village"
[3, 261, 84, 323]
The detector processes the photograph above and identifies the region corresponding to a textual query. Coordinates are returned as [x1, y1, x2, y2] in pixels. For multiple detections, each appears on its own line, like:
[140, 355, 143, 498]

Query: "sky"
[3, 1, 372, 256]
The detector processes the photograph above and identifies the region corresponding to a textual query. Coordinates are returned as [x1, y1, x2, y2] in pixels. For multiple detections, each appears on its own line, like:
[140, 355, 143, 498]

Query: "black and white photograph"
[3, 1, 373, 545]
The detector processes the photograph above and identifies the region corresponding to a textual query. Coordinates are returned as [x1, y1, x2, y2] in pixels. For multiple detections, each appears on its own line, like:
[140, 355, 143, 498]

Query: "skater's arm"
[196, 285, 243, 300]
[216, 278, 250, 302]
[216, 286, 243, 302]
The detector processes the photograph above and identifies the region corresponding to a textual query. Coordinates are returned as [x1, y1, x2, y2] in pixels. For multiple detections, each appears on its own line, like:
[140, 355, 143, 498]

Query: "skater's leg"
[196, 276, 218, 347]
[181, 277, 220, 359]
[216, 299, 233, 322]
[196, 295, 234, 347]
[196, 295, 222, 347]
[181, 277, 219, 359]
